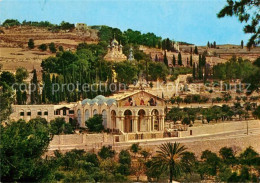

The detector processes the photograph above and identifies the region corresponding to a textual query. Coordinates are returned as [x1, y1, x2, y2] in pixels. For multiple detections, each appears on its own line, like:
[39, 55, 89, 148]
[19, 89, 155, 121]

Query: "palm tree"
[151, 142, 187, 182]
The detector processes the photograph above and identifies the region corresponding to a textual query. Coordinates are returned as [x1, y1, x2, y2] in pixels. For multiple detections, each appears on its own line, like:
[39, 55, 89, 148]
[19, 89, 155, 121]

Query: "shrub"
[38, 44, 47, 51]
[85, 114, 104, 132]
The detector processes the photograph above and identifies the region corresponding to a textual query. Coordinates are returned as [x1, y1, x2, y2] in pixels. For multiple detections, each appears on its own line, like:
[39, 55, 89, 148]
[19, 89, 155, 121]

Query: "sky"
[0, 0, 250, 45]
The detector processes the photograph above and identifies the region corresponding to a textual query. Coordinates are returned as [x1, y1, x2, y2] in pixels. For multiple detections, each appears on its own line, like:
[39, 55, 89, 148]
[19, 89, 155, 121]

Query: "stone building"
[104, 38, 127, 62]
[10, 90, 165, 141]
[75, 23, 88, 31]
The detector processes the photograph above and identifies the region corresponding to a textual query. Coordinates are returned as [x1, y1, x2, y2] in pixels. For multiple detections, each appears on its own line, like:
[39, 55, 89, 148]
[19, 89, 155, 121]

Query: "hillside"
[0, 25, 98, 72]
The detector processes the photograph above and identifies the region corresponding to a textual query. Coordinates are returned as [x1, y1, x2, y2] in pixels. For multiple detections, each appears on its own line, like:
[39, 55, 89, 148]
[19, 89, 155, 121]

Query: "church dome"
[111, 38, 118, 45]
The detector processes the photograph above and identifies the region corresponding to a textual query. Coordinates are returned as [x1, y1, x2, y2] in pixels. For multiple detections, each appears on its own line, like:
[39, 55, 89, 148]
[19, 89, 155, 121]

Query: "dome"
[111, 38, 118, 45]
[81, 95, 115, 106]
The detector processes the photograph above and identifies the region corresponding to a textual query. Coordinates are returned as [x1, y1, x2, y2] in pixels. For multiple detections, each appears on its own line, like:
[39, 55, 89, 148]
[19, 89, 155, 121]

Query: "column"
[133, 116, 138, 133]
[161, 115, 165, 131]
[147, 116, 152, 132]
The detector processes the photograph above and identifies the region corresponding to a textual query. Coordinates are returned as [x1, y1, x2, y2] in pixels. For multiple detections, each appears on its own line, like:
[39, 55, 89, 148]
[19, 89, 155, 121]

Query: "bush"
[50, 117, 74, 135]
[98, 145, 115, 159]
[38, 44, 47, 51]
[85, 114, 104, 132]
[49, 42, 57, 53]
[28, 39, 35, 49]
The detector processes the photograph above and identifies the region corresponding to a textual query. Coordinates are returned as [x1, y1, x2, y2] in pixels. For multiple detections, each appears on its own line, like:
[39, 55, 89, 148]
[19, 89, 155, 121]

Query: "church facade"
[10, 90, 165, 141]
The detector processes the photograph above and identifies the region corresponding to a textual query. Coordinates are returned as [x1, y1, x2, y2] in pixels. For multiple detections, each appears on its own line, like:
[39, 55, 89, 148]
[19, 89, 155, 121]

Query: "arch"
[93, 109, 98, 116]
[111, 110, 116, 129]
[151, 109, 159, 131]
[85, 109, 90, 121]
[102, 110, 107, 128]
[138, 109, 146, 132]
[124, 110, 132, 133]
[77, 109, 82, 126]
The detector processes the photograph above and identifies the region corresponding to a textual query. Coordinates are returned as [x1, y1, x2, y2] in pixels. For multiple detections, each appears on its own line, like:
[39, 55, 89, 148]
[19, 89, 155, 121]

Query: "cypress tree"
[198, 54, 203, 80]
[201, 54, 206, 67]
[172, 54, 176, 66]
[207, 41, 210, 48]
[16, 89, 22, 105]
[45, 73, 52, 102]
[186, 57, 189, 66]
[213, 41, 216, 48]
[178, 52, 182, 66]
[22, 91, 27, 104]
[190, 54, 193, 67]
[30, 69, 39, 104]
[28, 39, 35, 49]
[41, 72, 46, 103]
[194, 46, 198, 54]
[52, 75, 56, 103]
[190, 47, 193, 54]
[241, 40, 244, 49]
[163, 51, 168, 67]
[193, 63, 196, 79]
[158, 41, 162, 49]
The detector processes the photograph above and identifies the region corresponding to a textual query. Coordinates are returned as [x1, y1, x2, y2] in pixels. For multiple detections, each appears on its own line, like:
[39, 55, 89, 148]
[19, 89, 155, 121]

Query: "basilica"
[10, 90, 165, 141]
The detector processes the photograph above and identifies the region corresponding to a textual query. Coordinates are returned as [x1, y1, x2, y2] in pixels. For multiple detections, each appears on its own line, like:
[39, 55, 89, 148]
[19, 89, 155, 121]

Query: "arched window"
[85, 109, 90, 122]
[93, 109, 98, 116]
[77, 109, 81, 126]
[111, 110, 116, 129]
[102, 110, 107, 127]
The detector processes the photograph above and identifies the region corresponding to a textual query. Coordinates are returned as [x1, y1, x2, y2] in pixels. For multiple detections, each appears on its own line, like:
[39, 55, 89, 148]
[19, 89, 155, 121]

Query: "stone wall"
[179, 120, 260, 137]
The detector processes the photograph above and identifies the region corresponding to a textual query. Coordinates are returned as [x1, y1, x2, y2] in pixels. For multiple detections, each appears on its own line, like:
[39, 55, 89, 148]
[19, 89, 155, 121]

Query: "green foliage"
[98, 145, 116, 159]
[178, 52, 182, 66]
[194, 46, 198, 54]
[0, 118, 53, 182]
[114, 61, 138, 85]
[130, 143, 141, 154]
[2, 19, 20, 26]
[252, 106, 260, 119]
[213, 57, 258, 80]
[49, 42, 57, 53]
[148, 61, 168, 81]
[97, 26, 162, 48]
[151, 142, 187, 182]
[85, 114, 104, 132]
[0, 84, 14, 122]
[15, 67, 29, 83]
[0, 71, 16, 86]
[38, 43, 47, 51]
[50, 117, 74, 135]
[28, 39, 35, 49]
[217, 0, 259, 47]
[60, 21, 75, 30]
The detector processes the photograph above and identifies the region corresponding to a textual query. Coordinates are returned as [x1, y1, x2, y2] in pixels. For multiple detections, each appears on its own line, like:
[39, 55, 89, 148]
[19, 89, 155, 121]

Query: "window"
[44, 111, 48, 116]
[37, 111, 42, 116]
[27, 112, 31, 116]
[69, 110, 74, 114]
[20, 112, 24, 116]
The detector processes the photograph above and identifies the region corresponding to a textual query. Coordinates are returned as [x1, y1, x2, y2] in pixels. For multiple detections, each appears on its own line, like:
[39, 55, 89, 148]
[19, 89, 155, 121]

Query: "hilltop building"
[10, 90, 165, 141]
[75, 23, 88, 31]
[104, 38, 127, 62]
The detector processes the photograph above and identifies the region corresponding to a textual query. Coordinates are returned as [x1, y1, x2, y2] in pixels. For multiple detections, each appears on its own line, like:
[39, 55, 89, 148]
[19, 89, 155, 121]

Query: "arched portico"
[123, 110, 133, 133]
[138, 109, 147, 132]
